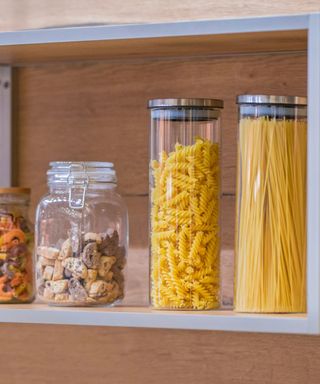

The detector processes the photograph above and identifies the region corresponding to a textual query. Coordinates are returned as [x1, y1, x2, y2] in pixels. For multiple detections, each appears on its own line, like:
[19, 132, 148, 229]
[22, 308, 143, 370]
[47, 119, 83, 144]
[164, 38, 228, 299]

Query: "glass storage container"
[149, 98, 224, 310]
[35, 162, 128, 306]
[0, 188, 34, 303]
[235, 95, 307, 313]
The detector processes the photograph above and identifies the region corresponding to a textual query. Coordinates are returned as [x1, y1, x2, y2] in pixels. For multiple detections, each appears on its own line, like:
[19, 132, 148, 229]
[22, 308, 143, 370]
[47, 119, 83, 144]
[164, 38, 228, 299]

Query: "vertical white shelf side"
[0, 66, 11, 186]
[307, 13, 320, 334]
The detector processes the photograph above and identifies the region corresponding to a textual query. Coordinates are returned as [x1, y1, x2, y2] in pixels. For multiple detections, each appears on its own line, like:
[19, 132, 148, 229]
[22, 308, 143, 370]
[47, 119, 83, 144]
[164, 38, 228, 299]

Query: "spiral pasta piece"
[151, 138, 220, 310]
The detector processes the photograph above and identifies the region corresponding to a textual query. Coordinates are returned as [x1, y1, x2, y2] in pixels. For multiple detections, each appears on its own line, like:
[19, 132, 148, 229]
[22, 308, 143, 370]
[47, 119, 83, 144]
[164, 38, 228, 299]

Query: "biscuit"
[53, 259, 64, 281]
[82, 242, 101, 269]
[37, 246, 60, 260]
[98, 256, 116, 278]
[46, 279, 68, 294]
[68, 278, 88, 301]
[89, 280, 113, 298]
[62, 257, 88, 279]
[58, 239, 72, 260]
[83, 232, 102, 244]
[43, 265, 54, 280]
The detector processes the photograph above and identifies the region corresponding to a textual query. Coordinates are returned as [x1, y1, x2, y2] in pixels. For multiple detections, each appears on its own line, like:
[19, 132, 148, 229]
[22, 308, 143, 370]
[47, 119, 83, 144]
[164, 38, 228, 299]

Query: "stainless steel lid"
[237, 95, 307, 106]
[148, 98, 224, 109]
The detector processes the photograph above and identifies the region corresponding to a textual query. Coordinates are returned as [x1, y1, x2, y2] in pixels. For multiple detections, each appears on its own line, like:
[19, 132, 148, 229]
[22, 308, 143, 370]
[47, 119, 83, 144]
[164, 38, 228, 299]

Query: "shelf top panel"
[0, 304, 310, 334]
[0, 14, 309, 64]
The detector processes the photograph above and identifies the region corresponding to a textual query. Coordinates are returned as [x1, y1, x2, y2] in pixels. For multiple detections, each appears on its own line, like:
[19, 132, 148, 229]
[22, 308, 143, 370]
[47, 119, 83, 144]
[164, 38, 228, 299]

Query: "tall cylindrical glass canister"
[149, 98, 223, 310]
[235, 95, 307, 313]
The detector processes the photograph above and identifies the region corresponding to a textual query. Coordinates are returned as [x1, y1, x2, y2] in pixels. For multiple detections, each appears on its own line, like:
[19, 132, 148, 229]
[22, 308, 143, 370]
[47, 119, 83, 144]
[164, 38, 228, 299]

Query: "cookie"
[58, 239, 72, 260]
[83, 232, 102, 245]
[99, 231, 119, 256]
[37, 246, 60, 260]
[38, 256, 55, 267]
[43, 265, 54, 280]
[68, 278, 88, 302]
[82, 242, 101, 269]
[46, 279, 68, 294]
[52, 259, 64, 281]
[89, 280, 113, 298]
[62, 257, 87, 279]
[98, 256, 116, 278]
[43, 287, 55, 300]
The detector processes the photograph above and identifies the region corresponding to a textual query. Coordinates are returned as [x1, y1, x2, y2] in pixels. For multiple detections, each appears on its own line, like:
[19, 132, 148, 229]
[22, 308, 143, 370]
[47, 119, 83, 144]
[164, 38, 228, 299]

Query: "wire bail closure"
[67, 163, 89, 209]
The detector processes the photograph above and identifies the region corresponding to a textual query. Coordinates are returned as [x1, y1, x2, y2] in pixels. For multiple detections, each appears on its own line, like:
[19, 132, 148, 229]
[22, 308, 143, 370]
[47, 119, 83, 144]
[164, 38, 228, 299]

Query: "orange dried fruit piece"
[10, 272, 24, 287]
[1, 229, 26, 251]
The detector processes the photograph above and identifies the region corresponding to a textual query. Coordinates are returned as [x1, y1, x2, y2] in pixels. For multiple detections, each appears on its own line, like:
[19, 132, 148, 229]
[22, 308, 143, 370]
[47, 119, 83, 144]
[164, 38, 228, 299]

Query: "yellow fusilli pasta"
[150, 138, 220, 310]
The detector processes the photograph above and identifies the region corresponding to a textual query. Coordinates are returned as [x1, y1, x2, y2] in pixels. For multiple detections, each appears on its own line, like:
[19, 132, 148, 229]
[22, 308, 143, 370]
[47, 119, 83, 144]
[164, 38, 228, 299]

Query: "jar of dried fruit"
[0, 187, 34, 303]
[35, 162, 128, 306]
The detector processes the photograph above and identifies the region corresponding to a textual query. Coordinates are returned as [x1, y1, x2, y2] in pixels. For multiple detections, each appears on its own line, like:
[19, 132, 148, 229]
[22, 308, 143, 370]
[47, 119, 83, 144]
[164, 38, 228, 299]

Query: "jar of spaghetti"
[235, 95, 307, 313]
[0, 188, 34, 303]
[35, 162, 128, 306]
[148, 98, 224, 310]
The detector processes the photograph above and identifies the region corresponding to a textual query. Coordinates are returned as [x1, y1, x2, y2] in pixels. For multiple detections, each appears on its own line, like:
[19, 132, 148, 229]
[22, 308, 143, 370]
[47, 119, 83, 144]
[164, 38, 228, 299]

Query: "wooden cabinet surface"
[0, 0, 319, 31]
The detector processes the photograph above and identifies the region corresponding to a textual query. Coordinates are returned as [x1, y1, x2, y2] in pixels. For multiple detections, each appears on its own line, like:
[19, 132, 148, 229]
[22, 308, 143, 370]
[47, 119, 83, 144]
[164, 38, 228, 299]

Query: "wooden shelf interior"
[10, 41, 307, 307]
[0, 29, 307, 65]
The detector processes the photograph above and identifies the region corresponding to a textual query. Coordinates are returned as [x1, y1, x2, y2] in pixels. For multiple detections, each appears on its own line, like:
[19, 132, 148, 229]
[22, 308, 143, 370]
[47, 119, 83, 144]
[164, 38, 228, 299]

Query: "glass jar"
[148, 98, 224, 310]
[235, 95, 307, 313]
[0, 188, 34, 303]
[35, 162, 128, 306]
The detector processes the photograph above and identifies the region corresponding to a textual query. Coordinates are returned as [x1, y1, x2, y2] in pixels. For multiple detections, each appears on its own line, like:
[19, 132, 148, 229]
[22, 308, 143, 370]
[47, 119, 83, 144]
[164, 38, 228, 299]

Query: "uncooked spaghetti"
[235, 116, 306, 313]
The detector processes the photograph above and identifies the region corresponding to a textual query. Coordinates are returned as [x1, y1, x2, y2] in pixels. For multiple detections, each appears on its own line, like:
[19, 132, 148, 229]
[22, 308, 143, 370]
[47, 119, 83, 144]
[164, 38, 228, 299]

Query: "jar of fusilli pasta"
[148, 98, 223, 310]
[235, 95, 307, 313]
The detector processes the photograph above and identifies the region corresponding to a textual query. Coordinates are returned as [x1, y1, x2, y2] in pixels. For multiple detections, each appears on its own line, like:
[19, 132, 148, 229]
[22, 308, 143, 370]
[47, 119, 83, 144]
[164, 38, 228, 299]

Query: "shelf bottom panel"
[0, 304, 308, 334]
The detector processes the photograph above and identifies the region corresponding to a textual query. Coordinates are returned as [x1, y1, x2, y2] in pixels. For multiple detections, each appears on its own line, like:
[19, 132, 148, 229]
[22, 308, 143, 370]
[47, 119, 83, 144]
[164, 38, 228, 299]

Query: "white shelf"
[0, 14, 309, 45]
[0, 14, 309, 64]
[0, 304, 309, 334]
[0, 12, 319, 335]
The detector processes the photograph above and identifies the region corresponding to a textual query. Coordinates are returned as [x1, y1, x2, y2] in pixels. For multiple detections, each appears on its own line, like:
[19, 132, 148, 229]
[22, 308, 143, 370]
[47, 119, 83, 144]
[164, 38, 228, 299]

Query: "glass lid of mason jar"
[148, 98, 224, 109]
[47, 161, 117, 185]
[236, 95, 307, 106]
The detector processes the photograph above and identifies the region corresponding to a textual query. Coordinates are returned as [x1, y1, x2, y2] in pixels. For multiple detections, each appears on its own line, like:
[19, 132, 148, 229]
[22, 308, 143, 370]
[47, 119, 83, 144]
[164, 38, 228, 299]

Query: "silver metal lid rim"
[148, 98, 224, 109]
[237, 94, 307, 106]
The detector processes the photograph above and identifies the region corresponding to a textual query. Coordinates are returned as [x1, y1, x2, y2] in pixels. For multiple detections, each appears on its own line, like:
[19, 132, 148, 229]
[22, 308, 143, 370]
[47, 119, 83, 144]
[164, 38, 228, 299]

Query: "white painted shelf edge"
[0, 14, 310, 46]
[0, 304, 309, 334]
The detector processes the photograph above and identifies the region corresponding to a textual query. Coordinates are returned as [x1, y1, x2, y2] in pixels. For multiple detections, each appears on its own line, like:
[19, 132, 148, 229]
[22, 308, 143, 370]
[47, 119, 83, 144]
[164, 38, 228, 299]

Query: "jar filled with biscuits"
[148, 98, 223, 310]
[0, 188, 34, 303]
[35, 162, 128, 306]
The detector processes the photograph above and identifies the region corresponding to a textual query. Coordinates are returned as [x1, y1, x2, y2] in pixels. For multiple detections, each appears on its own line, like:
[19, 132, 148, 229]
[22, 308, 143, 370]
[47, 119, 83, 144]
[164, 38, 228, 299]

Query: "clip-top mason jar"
[35, 162, 128, 306]
[0, 188, 34, 303]
[149, 98, 224, 310]
[235, 95, 307, 313]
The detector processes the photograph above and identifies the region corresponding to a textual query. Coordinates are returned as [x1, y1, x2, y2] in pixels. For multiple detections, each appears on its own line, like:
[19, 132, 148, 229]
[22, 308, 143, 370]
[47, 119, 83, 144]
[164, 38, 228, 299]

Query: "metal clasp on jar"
[67, 163, 89, 209]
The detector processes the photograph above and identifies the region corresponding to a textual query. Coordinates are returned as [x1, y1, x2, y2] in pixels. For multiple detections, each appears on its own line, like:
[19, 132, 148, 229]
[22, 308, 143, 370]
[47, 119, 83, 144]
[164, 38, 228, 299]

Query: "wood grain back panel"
[14, 51, 307, 211]
[0, 0, 318, 31]
[13, 52, 306, 307]
[0, 323, 320, 384]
